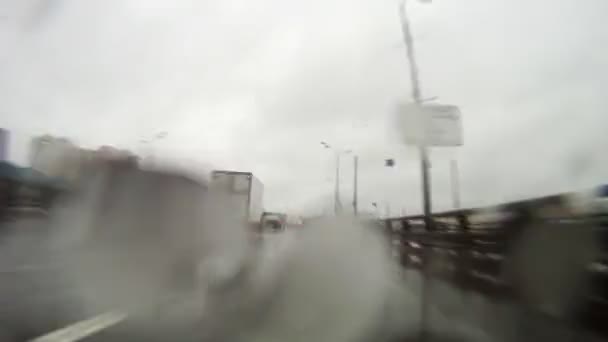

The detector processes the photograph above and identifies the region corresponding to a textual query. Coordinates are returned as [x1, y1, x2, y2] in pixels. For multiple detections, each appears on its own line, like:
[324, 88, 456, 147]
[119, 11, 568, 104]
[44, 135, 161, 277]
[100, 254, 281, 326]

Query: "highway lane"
[22, 272, 606, 341]
[29, 277, 487, 342]
[0, 218, 89, 341]
[1, 217, 604, 342]
[30, 312, 126, 342]
[34, 297, 207, 342]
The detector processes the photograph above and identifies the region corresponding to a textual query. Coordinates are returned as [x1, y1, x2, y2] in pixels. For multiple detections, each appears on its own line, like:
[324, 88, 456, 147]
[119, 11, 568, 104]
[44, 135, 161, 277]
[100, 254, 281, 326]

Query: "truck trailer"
[209, 170, 264, 226]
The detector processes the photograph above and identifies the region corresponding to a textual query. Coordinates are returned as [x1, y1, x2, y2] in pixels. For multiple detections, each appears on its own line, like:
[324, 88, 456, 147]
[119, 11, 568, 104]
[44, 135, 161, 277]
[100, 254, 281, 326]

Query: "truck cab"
[259, 212, 287, 233]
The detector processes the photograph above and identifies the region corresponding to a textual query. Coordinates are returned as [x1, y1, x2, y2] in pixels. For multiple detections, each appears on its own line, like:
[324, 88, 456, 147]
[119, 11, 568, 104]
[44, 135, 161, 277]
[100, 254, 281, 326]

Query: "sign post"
[397, 1, 462, 339]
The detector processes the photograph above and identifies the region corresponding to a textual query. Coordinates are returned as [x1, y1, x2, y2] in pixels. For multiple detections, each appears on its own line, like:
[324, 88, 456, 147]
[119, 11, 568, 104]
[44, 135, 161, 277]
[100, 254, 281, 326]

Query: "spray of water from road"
[43, 171, 421, 340]
[14, 163, 601, 341]
[4, 166, 600, 342]
[26, 162, 429, 340]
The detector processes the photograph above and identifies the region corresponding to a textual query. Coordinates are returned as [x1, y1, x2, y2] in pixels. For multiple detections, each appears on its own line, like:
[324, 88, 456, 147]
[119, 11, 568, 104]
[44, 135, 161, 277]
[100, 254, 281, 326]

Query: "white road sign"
[396, 103, 463, 147]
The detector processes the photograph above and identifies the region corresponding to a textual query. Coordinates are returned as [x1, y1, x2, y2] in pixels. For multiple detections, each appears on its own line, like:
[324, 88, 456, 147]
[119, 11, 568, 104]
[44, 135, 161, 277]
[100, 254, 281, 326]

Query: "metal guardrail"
[381, 192, 608, 338]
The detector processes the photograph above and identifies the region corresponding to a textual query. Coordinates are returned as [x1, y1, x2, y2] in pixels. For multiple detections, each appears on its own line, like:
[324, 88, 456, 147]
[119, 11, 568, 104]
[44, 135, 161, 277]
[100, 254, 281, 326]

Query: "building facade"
[29, 135, 137, 184]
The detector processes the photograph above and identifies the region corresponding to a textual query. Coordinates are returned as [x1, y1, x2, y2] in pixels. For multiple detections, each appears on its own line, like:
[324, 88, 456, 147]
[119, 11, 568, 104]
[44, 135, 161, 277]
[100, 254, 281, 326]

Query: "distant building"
[29, 136, 137, 184]
[29, 135, 78, 179]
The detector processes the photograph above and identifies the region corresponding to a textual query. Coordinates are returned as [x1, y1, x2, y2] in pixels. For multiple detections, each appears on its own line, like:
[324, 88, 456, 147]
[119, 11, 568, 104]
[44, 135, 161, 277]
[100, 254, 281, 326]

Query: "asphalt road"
[0, 219, 604, 342]
[13, 275, 607, 342]
[0, 218, 88, 341]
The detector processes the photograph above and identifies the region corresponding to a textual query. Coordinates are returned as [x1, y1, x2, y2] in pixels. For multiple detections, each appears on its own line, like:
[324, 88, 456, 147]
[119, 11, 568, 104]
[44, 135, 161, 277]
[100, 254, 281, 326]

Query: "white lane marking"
[0, 265, 55, 273]
[29, 311, 127, 342]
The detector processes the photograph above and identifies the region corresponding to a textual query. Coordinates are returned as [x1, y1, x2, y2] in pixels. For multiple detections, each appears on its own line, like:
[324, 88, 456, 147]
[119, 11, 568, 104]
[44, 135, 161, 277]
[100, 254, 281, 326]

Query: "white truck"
[209, 170, 265, 226]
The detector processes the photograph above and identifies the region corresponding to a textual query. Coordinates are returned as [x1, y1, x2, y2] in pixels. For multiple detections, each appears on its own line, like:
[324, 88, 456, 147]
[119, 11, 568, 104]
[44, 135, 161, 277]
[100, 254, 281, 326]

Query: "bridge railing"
[381, 191, 608, 336]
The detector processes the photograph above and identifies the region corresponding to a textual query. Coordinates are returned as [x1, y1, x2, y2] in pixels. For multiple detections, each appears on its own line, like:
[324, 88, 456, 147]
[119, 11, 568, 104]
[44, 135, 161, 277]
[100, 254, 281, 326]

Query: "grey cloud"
[1, 0, 607, 214]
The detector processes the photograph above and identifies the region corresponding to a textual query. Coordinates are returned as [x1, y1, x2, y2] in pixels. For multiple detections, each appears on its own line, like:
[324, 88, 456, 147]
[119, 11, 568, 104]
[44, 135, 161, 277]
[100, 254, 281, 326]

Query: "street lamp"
[398, 0, 433, 230]
[397, 0, 434, 339]
[320, 142, 353, 215]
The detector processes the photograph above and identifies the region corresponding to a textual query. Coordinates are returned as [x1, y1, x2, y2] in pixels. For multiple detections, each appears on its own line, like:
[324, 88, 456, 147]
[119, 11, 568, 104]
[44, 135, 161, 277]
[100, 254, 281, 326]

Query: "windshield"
[0, 0, 606, 341]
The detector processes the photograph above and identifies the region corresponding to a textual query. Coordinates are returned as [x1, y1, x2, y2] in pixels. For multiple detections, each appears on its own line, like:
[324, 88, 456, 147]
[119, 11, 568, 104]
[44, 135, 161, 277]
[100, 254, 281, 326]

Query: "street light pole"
[321, 142, 351, 216]
[334, 152, 342, 215]
[353, 155, 359, 216]
[398, 1, 432, 340]
[399, 0, 432, 231]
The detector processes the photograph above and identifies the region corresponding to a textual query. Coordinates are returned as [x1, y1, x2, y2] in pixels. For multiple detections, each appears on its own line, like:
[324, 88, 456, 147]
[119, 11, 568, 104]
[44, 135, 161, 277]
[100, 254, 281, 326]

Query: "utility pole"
[353, 155, 359, 216]
[398, 0, 432, 340]
[321, 142, 351, 216]
[399, 0, 432, 230]
[334, 152, 342, 215]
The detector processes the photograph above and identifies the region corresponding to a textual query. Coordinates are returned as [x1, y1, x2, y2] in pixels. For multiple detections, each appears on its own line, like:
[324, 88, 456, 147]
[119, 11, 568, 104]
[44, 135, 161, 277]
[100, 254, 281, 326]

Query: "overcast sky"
[0, 0, 607, 215]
